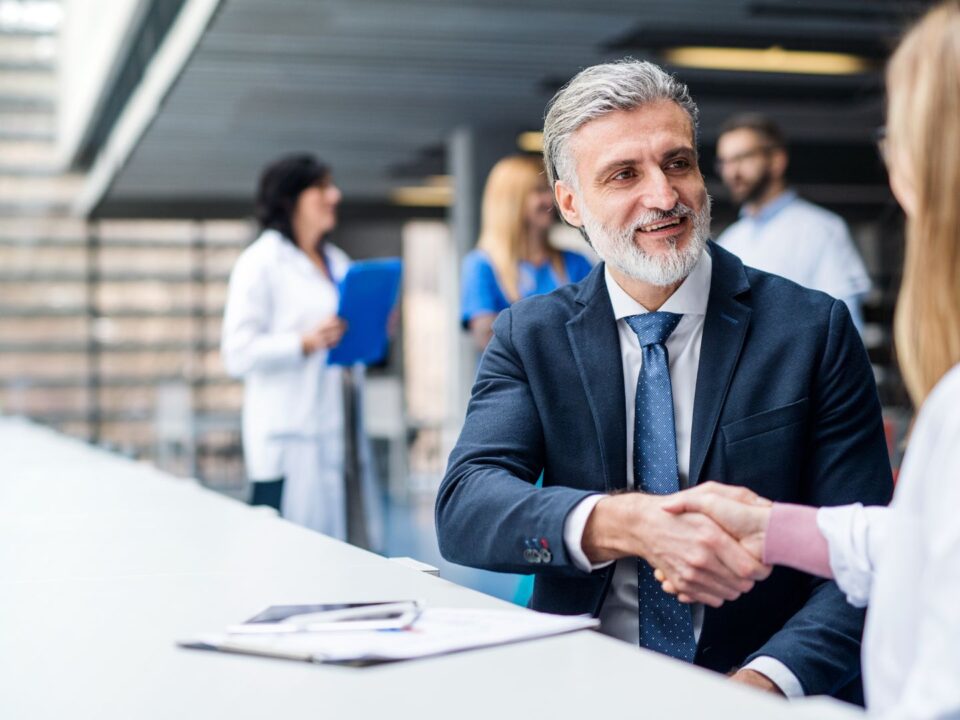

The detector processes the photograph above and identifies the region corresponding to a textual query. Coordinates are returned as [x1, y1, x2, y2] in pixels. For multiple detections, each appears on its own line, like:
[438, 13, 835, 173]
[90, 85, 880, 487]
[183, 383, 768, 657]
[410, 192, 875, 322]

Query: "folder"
[327, 258, 401, 366]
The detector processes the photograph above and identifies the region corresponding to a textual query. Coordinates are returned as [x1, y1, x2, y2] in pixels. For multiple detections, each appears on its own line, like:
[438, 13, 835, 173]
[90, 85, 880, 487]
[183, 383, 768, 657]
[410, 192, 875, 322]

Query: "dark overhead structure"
[83, 0, 934, 218]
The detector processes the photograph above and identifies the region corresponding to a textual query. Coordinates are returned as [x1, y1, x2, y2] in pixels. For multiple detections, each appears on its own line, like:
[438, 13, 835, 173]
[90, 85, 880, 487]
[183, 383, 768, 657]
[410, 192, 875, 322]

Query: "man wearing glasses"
[714, 113, 871, 332]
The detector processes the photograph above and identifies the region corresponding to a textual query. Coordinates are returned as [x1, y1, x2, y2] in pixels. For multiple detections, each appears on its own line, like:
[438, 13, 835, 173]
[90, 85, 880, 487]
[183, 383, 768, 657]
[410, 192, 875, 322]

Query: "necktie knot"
[625, 312, 682, 347]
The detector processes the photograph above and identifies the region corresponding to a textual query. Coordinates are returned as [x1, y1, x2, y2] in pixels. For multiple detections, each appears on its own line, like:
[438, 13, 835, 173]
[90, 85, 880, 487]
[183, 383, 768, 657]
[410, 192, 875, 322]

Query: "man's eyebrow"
[663, 145, 697, 159]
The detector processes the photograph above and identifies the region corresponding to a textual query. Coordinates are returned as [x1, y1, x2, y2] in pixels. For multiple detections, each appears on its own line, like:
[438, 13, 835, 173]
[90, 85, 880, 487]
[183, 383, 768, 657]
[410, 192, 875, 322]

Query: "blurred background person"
[714, 113, 871, 332]
[221, 154, 380, 548]
[460, 154, 592, 351]
[459, 153, 592, 604]
[664, 4, 960, 715]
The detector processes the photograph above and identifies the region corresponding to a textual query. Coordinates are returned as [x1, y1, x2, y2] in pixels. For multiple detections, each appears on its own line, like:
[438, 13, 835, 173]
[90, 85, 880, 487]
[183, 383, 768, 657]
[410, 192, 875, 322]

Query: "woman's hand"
[301, 316, 347, 355]
[655, 482, 773, 603]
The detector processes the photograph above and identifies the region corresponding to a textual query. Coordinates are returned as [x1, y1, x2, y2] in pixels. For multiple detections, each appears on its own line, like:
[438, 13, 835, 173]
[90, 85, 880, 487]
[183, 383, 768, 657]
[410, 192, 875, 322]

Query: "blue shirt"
[460, 249, 593, 327]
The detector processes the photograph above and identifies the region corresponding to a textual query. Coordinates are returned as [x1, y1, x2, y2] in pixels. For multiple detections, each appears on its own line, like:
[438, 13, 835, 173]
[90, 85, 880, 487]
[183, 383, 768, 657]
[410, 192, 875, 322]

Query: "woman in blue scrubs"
[461, 155, 593, 351]
[460, 154, 592, 605]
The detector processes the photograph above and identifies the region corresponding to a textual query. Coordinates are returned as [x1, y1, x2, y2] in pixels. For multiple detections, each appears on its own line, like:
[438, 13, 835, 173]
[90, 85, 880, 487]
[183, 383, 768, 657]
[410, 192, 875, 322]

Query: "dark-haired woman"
[221, 154, 379, 546]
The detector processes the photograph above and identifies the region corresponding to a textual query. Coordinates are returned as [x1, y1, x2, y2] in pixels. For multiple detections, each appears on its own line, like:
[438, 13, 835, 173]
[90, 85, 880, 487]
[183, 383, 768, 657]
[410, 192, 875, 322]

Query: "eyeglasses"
[875, 126, 888, 166]
[713, 146, 776, 174]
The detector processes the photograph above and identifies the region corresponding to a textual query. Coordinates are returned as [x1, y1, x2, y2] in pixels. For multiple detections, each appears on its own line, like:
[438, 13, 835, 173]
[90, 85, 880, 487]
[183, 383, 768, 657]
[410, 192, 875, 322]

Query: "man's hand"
[663, 481, 772, 555]
[581, 489, 770, 607]
[655, 482, 773, 603]
[730, 668, 785, 696]
[301, 316, 347, 355]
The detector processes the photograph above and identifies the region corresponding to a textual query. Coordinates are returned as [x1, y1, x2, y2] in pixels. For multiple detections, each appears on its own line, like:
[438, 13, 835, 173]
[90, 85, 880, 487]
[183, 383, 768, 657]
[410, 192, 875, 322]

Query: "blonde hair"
[476, 155, 565, 303]
[888, 1, 960, 407]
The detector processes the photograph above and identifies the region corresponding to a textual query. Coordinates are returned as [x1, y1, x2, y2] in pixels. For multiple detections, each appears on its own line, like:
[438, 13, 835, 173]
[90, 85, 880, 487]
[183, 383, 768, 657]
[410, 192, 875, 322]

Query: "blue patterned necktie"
[624, 311, 696, 662]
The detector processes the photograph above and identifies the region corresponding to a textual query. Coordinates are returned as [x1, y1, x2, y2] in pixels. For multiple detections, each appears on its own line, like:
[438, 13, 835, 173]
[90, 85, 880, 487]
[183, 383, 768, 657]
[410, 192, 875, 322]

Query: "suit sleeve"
[744, 298, 894, 695]
[435, 308, 599, 575]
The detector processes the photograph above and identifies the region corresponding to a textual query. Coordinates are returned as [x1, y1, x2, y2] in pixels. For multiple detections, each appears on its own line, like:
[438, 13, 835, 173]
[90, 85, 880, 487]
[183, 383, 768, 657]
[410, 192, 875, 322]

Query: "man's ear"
[554, 180, 582, 228]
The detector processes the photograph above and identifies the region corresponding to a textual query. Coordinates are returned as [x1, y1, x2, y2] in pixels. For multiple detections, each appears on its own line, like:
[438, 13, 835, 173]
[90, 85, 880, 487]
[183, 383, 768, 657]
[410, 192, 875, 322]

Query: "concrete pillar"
[443, 127, 518, 448]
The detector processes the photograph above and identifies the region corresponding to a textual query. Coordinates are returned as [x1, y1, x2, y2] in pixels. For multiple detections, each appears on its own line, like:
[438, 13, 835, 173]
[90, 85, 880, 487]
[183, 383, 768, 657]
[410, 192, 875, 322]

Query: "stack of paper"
[179, 608, 599, 665]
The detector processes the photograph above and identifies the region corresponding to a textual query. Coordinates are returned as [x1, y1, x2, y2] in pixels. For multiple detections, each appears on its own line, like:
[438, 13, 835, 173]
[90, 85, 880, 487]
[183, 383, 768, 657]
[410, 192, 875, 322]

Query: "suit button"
[523, 548, 541, 563]
[539, 549, 552, 564]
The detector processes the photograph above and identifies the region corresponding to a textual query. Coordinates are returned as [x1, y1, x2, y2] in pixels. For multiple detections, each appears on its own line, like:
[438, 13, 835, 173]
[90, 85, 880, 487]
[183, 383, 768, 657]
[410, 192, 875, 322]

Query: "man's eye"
[611, 169, 635, 181]
[666, 158, 691, 170]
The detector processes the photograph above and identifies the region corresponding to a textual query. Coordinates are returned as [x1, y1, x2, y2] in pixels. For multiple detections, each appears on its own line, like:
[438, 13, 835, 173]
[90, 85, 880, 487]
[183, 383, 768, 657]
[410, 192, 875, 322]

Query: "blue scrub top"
[460, 249, 593, 328]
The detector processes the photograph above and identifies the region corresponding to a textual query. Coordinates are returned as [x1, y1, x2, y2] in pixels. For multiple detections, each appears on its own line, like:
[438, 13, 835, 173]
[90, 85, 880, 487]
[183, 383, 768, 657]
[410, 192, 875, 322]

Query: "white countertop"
[0, 418, 862, 719]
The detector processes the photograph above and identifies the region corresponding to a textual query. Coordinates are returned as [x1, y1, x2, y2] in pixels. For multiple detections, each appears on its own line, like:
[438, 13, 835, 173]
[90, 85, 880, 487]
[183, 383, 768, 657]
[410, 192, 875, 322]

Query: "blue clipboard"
[327, 258, 402, 366]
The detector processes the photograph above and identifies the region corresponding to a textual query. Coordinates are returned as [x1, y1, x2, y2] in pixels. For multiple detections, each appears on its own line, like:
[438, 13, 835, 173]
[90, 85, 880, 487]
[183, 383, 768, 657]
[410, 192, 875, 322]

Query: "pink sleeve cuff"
[763, 503, 833, 579]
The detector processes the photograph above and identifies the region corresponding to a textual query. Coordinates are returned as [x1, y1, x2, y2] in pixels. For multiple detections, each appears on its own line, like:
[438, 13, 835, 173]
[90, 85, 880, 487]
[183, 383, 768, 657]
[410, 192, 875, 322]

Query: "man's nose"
[639, 168, 679, 211]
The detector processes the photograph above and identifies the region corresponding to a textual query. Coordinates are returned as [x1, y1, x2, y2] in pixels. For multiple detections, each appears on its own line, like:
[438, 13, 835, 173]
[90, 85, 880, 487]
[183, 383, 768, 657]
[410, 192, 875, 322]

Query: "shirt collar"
[740, 188, 798, 224]
[604, 249, 712, 320]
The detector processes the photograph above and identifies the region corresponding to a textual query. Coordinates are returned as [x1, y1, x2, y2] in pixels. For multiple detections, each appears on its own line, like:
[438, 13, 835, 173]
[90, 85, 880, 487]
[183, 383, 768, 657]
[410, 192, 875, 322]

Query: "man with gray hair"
[437, 60, 891, 703]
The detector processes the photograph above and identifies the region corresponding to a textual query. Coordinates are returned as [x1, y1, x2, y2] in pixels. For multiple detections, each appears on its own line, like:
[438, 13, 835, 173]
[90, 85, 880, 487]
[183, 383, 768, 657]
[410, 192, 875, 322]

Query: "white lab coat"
[816, 362, 960, 719]
[221, 229, 381, 547]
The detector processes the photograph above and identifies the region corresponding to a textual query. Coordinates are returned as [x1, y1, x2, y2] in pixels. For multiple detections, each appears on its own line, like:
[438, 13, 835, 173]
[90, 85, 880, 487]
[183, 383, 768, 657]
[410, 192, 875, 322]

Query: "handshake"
[582, 481, 775, 608]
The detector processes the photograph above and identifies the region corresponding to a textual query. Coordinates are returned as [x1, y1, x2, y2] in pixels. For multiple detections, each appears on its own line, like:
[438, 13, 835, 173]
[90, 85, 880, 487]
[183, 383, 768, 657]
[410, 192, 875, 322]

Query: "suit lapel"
[566, 265, 627, 492]
[689, 244, 752, 485]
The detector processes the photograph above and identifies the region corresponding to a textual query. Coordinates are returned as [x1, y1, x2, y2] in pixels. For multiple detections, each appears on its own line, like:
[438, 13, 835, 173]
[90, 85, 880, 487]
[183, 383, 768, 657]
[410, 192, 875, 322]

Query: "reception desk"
[0, 419, 861, 719]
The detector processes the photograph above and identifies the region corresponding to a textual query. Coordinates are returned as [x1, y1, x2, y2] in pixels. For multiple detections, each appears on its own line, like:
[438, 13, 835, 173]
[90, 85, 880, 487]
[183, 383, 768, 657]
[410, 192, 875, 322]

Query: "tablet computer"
[226, 600, 422, 634]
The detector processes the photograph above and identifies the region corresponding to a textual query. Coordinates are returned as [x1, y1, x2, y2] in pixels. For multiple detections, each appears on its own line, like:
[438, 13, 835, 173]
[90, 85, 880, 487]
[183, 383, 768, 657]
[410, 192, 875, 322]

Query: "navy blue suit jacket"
[437, 242, 893, 698]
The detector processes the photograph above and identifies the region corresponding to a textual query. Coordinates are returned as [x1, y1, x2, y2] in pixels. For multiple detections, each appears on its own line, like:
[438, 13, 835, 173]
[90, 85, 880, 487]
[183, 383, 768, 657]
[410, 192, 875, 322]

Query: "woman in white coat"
[221, 154, 380, 546]
[659, 4, 960, 716]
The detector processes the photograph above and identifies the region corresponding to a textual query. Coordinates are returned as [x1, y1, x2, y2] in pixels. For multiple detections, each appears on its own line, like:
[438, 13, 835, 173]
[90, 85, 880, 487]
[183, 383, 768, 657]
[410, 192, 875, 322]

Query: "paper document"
[179, 608, 598, 665]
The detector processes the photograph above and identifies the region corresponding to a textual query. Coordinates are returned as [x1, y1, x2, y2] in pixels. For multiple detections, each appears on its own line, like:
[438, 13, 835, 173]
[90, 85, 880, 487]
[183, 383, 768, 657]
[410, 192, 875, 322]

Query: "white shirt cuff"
[562, 494, 614, 573]
[742, 656, 805, 698]
[816, 503, 890, 609]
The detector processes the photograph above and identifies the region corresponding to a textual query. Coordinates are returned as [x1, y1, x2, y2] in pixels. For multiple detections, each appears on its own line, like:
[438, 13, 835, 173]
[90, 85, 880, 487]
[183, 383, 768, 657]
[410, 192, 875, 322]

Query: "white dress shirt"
[716, 190, 871, 332]
[815, 363, 960, 718]
[562, 249, 802, 696]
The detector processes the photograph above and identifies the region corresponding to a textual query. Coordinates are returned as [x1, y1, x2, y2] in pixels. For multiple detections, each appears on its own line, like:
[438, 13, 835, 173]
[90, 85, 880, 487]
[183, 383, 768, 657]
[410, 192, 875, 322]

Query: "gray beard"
[580, 195, 712, 287]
